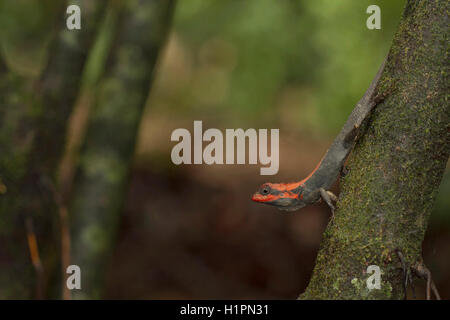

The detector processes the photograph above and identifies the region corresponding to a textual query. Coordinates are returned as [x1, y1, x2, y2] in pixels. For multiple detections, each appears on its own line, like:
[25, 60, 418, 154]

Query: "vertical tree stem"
[68, 0, 176, 299]
[300, 0, 449, 299]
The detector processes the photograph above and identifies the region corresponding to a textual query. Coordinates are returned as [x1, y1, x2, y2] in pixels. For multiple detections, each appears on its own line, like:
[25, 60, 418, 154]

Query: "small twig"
[395, 249, 415, 299]
[396, 249, 409, 299]
[39, 176, 72, 300]
[25, 217, 44, 299]
[431, 280, 441, 300]
[59, 205, 72, 300]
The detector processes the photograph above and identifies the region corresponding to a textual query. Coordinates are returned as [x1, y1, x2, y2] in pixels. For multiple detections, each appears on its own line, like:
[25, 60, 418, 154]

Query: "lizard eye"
[260, 185, 271, 195]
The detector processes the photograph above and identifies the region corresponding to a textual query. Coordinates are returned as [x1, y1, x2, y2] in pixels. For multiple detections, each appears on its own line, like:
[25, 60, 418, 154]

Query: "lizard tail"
[304, 56, 388, 190]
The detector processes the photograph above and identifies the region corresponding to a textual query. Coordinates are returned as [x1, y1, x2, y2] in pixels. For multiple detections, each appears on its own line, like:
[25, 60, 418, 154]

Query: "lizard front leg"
[319, 188, 338, 217]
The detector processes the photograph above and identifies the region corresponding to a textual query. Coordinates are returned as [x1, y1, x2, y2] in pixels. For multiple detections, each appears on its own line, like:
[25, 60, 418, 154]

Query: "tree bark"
[300, 0, 449, 299]
[0, 0, 106, 298]
[68, 0, 175, 299]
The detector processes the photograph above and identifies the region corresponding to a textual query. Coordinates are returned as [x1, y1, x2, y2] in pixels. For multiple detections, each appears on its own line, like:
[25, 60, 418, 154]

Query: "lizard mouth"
[252, 192, 303, 209]
[251, 193, 281, 203]
[251, 192, 278, 202]
[251, 193, 267, 202]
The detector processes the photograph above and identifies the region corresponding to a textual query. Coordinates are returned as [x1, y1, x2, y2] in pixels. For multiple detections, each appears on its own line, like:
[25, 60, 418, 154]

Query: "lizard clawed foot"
[395, 249, 440, 300]
[319, 188, 338, 221]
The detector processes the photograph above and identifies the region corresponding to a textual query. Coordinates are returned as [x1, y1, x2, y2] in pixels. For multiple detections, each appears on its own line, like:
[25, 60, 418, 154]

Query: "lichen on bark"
[300, 0, 449, 299]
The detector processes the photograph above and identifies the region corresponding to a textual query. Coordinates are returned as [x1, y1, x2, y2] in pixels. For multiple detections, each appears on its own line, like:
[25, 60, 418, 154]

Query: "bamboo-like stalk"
[67, 0, 176, 299]
[0, 0, 106, 299]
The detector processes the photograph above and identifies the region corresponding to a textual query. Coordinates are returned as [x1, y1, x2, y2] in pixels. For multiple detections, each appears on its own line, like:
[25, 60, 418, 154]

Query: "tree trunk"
[300, 0, 449, 299]
[0, 0, 106, 299]
[68, 0, 175, 299]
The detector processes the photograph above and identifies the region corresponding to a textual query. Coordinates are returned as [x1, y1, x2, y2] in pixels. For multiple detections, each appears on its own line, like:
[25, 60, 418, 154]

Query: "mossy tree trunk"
[0, 0, 106, 299]
[68, 0, 175, 299]
[300, 0, 449, 299]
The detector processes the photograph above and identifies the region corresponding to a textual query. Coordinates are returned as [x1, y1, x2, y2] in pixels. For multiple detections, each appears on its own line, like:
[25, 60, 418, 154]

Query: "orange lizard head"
[251, 182, 306, 211]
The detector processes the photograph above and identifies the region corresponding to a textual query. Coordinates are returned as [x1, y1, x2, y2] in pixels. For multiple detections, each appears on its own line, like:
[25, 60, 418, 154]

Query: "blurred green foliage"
[432, 171, 450, 224]
[0, 0, 406, 131]
[169, 0, 405, 132]
[0, 0, 61, 77]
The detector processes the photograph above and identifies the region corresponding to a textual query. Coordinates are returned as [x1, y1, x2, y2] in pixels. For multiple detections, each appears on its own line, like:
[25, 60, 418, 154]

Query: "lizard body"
[252, 57, 387, 212]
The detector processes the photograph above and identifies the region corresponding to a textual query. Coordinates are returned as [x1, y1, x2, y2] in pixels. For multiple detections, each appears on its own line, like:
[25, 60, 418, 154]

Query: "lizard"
[251, 57, 443, 300]
[251, 56, 388, 214]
